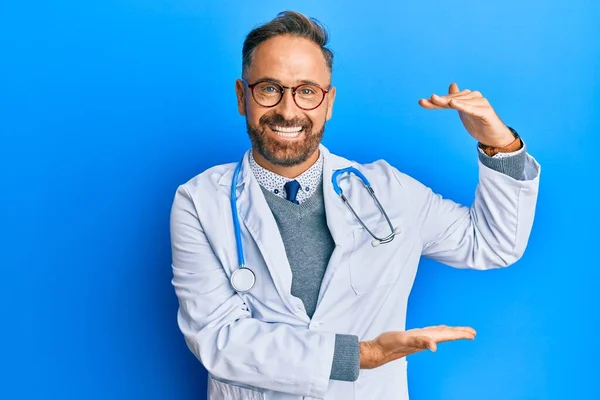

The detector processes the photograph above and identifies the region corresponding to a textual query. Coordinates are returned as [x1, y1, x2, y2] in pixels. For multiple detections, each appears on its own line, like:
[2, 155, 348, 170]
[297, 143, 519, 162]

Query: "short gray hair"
[242, 11, 334, 77]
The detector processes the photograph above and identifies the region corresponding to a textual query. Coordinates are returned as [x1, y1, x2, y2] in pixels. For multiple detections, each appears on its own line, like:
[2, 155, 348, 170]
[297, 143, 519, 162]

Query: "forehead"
[247, 35, 330, 85]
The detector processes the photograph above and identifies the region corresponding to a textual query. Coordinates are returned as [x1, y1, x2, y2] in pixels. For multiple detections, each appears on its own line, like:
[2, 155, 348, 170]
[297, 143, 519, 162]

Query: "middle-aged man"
[170, 10, 540, 400]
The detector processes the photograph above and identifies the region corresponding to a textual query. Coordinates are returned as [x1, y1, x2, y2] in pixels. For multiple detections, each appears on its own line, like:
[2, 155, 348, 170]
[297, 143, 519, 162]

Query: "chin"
[262, 148, 311, 167]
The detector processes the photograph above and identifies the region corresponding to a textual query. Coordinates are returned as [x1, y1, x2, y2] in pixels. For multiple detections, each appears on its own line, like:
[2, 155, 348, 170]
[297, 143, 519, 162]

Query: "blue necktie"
[284, 180, 301, 204]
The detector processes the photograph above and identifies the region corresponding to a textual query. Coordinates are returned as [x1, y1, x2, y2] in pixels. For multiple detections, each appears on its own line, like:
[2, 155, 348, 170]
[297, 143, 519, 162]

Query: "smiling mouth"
[269, 125, 304, 138]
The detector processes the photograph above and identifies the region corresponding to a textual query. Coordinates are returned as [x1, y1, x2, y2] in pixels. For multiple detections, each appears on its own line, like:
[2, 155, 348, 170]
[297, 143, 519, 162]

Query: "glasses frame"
[241, 78, 330, 111]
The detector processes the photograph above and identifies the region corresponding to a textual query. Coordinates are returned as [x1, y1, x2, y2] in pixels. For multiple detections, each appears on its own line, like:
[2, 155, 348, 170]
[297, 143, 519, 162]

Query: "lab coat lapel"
[321, 145, 355, 247]
[317, 146, 356, 302]
[231, 151, 300, 317]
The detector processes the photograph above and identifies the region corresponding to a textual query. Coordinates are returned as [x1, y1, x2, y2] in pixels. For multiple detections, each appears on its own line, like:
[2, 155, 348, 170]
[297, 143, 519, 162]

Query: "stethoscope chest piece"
[230, 267, 256, 293]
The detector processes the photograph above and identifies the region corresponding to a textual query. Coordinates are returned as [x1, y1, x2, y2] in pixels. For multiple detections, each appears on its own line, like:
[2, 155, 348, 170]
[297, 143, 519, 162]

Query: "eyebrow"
[256, 76, 328, 87]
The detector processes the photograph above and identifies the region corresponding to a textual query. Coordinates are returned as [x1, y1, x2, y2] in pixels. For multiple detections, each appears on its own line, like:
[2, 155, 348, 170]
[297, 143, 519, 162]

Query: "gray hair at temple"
[241, 11, 334, 77]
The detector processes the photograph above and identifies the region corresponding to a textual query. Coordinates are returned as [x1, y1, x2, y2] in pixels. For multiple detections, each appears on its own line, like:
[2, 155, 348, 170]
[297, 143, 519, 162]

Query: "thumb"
[448, 82, 460, 94]
[427, 339, 437, 352]
[416, 336, 437, 352]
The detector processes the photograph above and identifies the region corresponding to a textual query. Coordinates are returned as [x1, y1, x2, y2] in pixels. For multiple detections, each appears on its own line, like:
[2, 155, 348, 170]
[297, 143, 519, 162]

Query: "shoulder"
[328, 150, 431, 200]
[172, 161, 236, 206]
[328, 151, 413, 188]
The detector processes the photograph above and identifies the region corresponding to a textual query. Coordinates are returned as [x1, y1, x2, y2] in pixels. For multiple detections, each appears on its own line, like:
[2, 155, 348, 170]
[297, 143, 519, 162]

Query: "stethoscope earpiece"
[371, 239, 381, 247]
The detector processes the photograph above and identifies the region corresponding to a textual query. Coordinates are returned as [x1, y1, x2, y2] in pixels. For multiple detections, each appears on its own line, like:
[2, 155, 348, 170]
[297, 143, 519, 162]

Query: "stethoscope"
[229, 160, 400, 293]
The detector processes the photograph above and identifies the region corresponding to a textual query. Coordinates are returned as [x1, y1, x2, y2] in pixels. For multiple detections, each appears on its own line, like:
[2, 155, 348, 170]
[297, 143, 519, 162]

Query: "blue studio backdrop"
[1, 1, 598, 399]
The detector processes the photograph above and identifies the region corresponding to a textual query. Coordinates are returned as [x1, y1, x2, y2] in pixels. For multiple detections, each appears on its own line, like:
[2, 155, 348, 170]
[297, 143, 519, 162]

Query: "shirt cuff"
[329, 334, 360, 382]
[477, 141, 527, 180]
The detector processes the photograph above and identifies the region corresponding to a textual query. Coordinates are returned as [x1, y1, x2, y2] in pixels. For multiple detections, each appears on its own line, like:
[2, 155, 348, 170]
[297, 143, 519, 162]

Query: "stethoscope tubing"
[229, 160, 399, 292]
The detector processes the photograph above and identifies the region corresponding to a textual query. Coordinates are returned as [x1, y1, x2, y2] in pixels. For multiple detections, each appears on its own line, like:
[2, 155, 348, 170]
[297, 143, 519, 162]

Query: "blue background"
[1, 0, 598, 399]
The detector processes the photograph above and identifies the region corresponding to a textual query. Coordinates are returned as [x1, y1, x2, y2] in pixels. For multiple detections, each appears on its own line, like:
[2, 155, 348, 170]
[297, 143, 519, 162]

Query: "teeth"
[272, 126, 302, 133]
[271, 126, 303, 138]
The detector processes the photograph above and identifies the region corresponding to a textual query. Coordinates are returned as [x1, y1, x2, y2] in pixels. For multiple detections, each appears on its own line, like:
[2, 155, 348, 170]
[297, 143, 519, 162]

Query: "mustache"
[259, 113, 312, 130]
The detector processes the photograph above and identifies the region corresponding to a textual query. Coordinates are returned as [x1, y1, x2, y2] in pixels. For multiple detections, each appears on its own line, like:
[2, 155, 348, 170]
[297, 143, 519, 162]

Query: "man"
[170, 10, 540, 400]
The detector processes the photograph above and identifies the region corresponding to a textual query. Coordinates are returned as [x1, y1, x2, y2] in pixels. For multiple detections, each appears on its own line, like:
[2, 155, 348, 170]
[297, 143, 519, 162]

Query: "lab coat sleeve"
[392, 153, 540, 269]
[169, 184, 336, 398]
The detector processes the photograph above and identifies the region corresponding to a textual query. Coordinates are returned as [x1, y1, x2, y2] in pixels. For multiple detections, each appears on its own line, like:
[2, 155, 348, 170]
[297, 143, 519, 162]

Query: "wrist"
[479, 126, 522, 156]
[481, 126, 517, 147]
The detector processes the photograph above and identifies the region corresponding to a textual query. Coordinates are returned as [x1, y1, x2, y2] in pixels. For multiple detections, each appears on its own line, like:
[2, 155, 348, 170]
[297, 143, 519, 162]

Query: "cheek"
[308, 110, 327, 128]
[246, 104, 266, 125]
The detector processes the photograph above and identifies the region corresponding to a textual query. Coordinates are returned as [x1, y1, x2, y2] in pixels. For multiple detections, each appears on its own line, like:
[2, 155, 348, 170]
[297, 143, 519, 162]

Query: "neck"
[252, 148, 320, 179]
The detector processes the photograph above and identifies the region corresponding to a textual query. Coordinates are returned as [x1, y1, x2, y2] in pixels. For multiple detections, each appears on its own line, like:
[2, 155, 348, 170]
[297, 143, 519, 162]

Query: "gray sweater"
[261, 184, 360, 381]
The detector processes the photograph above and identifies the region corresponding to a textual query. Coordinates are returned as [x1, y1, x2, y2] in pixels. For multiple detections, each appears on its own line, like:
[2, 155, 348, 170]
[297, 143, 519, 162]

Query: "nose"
[276, 88, 301, 121]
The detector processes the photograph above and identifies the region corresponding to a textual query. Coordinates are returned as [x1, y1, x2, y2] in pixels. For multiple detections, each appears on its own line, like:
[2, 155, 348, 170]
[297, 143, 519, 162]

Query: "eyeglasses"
[242, 78, 330, 111]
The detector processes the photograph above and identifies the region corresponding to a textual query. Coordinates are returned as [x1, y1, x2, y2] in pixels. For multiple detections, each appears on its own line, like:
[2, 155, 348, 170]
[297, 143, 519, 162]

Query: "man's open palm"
[360, 325, 476, 369]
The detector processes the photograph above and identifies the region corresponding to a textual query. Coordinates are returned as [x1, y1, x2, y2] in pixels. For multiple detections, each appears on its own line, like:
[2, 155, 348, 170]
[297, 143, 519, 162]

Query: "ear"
[235, 79, 246, 116]
[325, 86, 336, 121]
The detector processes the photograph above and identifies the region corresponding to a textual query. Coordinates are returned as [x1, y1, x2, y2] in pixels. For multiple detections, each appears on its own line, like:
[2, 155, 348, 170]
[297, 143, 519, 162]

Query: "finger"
[442, 89, 471, 97]
[453, 326, 477, 336]
[445, 91, 484, 101]
[430, 91, 487, 107]
[419, 90, 471, 109]
[428, 92, 477, 108]
[428, 95, 452, 108]
[445, 329, 476, 341]
[418, 98, 445, 109]
[448, 99, 488, 118]
[440, 326, 477, 338]
[453, 97, 488, 106]
[452, 329, 476, 340]
[428, 340, 437, 352]
[433, 90, 472, 100]
[447, 329, 477, 340]
[423, 326, 476, 342]
[448, 82, 460, 94]
[435, 90, 472, 99]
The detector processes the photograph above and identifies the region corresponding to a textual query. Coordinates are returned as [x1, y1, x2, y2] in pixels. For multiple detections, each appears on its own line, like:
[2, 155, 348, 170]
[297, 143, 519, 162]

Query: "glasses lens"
[294, 84, 324, 110]
[253, 82, 283, 107]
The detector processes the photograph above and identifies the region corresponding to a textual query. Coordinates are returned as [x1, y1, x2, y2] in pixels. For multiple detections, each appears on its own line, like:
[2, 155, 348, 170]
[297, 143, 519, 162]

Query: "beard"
[246, 112, 325, 167]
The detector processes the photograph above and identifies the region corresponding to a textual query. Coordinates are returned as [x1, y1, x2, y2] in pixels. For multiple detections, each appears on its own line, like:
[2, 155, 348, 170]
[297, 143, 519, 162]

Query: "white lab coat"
[170, 144, 540, 400]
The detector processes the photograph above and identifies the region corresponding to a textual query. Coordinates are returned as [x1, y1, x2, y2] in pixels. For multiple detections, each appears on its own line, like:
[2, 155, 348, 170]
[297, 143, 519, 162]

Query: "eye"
[257, 83, 280, 94]
[299, 87, 316, 95]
